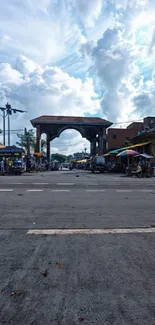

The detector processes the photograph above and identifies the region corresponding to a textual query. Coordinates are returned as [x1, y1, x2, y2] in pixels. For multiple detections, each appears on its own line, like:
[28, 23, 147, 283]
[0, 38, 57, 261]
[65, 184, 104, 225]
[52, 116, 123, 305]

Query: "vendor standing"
[8, 159, 13, 174]
[0, 159, 5, 174]
[139, 157, 146, 174]
[146, 159, 152, 177]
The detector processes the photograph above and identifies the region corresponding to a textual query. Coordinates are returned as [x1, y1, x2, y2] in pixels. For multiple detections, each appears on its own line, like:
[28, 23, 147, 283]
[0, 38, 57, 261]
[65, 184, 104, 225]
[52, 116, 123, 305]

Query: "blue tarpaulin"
[137, 153, 154, 159]
[0, 146, 24, 154]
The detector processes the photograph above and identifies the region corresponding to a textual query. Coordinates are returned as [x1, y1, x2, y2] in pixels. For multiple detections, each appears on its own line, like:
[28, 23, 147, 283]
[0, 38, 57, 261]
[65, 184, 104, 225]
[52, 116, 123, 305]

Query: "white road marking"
[140, 189, 153, 193]
[86, 189, 105, 192]
[0, 189, 13, 192]
[27, 227, 155, 235]
[33, 183, 49, 185]
[52, 189, 70, 192]
[57, 183, 74, 186]
[116, 189, 133, 193]
[11, 183, 23, 185]
[27, 189, 43, 192]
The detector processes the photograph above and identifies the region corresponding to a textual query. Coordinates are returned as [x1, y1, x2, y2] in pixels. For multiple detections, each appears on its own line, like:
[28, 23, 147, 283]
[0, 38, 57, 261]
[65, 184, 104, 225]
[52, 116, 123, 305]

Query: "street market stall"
[116, 149, 139, 175]
[104, 150, 122, 173]
[0, 146, 25, 175]
[76, 159, 89, 170]
[116, 150, 154, 177]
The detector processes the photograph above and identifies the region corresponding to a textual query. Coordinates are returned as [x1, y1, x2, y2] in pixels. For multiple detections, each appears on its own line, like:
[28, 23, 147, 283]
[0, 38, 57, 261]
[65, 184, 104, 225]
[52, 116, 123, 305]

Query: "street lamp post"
[0, 103, 26, 146]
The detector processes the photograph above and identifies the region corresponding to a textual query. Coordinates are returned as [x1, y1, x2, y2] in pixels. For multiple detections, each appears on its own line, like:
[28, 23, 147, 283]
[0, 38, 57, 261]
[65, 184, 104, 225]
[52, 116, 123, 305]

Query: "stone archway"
[31, 115, 112, 163]
[52, 128, 90, 156]
[56, 125, 86, 138]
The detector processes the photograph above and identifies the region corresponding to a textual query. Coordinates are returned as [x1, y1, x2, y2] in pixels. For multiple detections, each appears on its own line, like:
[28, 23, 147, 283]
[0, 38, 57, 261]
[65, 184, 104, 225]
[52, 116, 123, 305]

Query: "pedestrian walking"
[0, 159, 5, 174]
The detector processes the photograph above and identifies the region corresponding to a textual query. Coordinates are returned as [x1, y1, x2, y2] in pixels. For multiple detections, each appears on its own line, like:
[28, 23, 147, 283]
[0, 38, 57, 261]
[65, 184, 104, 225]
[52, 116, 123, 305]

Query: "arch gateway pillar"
[31, 116, 112, 158]
[90, 139, 96, 156]
[46, 134, 51, 165]
[36, 125, 41, 153]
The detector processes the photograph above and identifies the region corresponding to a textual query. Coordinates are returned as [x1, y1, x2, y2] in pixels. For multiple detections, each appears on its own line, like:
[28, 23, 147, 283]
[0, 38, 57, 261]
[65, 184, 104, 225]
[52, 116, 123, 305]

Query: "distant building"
[73, 151, 90, 160]
[108, 122, 143, 150]
[73, 152, 84, 160]
[132, 116, 155, 156]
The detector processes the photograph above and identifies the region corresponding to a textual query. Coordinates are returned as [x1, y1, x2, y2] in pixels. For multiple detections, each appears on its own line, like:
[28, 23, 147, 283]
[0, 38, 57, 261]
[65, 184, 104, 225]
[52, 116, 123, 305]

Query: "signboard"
[0, 153, 20, 156]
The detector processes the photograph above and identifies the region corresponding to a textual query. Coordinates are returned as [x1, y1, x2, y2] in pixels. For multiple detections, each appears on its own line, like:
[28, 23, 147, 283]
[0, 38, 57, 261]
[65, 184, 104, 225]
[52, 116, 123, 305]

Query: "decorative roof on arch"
[31, 115, 112, 127]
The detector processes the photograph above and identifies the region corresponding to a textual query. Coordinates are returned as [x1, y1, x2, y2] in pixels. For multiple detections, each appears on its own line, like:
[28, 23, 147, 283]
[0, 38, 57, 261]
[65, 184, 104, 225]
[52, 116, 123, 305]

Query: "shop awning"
[0, 146, 24, 153]
[33, 152, 43, 157]
[104, 141, 151, 157]
[104, 149, 120, 156]
[136, 153, 154, 159]
[77, 159, 87, 163]
[124, 141, 151, 150]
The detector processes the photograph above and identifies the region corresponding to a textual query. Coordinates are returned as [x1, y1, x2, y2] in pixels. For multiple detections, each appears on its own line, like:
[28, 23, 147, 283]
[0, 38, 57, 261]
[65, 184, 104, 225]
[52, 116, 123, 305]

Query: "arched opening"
[51, 129, 90, 161]
[40, 133, 47, 155]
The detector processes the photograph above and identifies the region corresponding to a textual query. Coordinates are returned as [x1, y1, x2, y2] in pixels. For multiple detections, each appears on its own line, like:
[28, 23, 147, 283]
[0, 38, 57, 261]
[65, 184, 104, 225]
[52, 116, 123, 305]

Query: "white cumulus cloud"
[74, 0, 103, 27]
[0, 56, 100, 152]
[1, 0, 155, 152]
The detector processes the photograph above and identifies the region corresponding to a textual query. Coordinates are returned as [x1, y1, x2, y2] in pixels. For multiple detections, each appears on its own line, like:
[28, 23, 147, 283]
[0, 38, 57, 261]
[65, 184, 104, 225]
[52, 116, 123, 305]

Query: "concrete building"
[132, 117, 155, 156]
[143, 117, 155, 131]
[108, 122, 143, 150]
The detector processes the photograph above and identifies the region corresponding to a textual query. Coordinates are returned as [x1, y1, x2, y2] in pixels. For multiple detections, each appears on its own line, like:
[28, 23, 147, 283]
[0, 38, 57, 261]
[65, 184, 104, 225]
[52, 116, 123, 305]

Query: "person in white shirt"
[136, 163, 142, 177]
[0, 160, 5, 174]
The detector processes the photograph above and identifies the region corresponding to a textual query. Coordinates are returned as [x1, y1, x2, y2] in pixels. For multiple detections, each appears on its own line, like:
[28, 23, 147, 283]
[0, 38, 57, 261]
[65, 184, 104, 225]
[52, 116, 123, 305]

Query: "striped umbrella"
[117, 149, 139, 157]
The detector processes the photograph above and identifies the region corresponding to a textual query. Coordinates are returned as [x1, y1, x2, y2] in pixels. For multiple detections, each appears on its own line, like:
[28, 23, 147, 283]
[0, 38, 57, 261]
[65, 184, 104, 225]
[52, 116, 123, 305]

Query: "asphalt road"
[0, 170, 155, 325]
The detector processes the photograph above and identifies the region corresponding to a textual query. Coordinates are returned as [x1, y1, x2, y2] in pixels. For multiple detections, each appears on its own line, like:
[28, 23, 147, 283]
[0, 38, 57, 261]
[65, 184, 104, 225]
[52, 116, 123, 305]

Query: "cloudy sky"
[0, 0, 155, 154]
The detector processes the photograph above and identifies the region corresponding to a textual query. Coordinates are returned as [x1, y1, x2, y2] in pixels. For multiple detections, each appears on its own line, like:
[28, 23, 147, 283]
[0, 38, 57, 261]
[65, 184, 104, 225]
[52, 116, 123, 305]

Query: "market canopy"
[124, 141, 151, 150]
[136, 153, 154, 159]
[117, 150, 139, 157]
[104, 141, 151, 157]
[76, 159, 88, 163]
[104, 149, 120, 156]
[0, 145, 24, 153]
[33, 152, 43, 157]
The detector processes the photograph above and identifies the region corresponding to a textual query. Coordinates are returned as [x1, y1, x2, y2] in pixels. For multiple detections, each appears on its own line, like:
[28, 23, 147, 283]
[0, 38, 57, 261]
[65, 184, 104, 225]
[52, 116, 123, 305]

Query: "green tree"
[16, 129, 46, 152]
[16, 129, 36, 150]
[51, 153, 67, 163]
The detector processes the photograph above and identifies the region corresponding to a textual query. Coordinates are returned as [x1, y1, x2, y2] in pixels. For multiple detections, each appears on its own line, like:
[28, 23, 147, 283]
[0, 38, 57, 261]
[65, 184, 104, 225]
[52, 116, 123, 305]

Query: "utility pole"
[0, 103, 26, 146]
[24, 128, 30, 155]
[24, 128, 31, 172]
[8, 113, 10, 146]
[3, 109, 5, 145]
[0, 107, 6, 145]
[6, 103, 11, 146]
